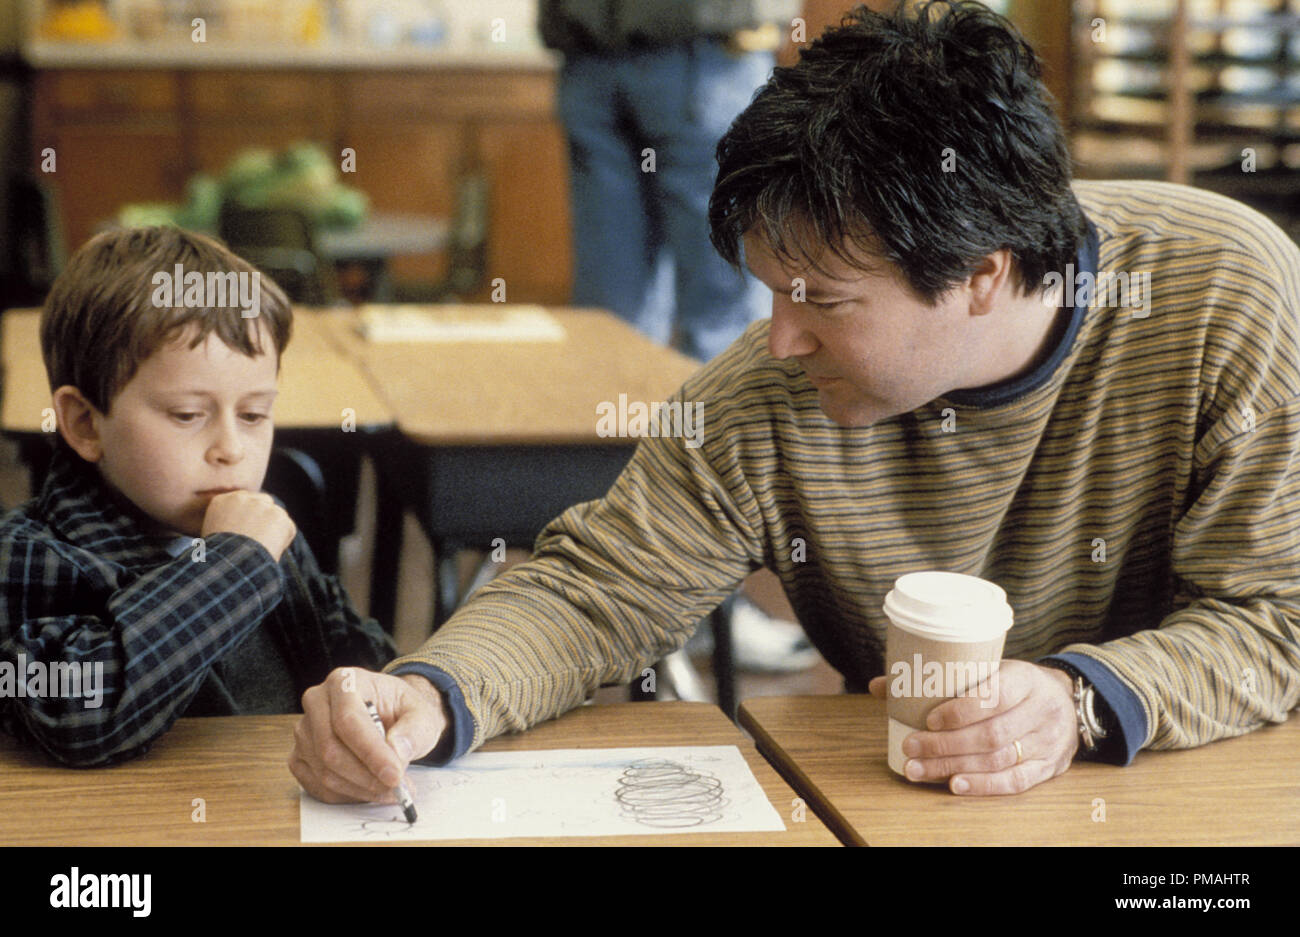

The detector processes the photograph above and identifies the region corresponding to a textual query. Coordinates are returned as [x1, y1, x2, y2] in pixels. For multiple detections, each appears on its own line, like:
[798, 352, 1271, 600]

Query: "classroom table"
[315, 306, 702, 622]
[0, 702, 839, 846]
[0, 307, 394, 570]
[315, 211, 450, 304]
[0, 307, 392, 434]
[738, 694, 1300, 846]
[316, 212, 448, 263]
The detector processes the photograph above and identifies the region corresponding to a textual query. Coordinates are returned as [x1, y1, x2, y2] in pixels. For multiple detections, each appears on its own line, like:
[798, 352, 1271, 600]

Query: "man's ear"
[51, 386, 104, 463]
[968, 248, 1016, 317]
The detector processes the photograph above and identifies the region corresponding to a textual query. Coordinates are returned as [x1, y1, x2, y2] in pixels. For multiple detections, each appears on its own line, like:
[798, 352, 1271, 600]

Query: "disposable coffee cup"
[883, 571, 1014, 777]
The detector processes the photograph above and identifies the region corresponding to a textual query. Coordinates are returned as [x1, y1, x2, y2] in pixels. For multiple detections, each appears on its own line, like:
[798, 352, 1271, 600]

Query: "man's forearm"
[1058, 600, 1300, 754]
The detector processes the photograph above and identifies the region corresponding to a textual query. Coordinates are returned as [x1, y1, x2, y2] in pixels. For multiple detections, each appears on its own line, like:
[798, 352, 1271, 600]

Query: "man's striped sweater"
[390, 179, 1300, 767]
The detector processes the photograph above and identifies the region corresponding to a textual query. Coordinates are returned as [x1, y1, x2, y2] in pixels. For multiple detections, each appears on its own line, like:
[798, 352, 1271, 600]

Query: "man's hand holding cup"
[870, 658, 1078, 795]
[871, 571, 1078, 796]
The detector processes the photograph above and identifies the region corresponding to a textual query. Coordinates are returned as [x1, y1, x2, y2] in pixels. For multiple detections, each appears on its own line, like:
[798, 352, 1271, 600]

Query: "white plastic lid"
[882, 571, 1013, 642]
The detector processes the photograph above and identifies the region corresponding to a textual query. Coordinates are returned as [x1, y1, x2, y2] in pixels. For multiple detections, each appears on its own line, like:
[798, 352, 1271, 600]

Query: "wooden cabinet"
[29, 65, 573, 305]
[186, 71, 328, 120]
[185, 71, 340, 173]
[476, 120, 571, 303]
[46, 70, 179, 115]
[40, 125, 187, 250]
[341, 123, 463, 284]
[31, 70, 186, 249]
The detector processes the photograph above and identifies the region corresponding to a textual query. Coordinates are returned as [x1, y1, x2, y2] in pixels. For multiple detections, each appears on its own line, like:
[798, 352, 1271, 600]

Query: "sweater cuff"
[1040, 653, 1146, 766]
[385, 663, 475, 764]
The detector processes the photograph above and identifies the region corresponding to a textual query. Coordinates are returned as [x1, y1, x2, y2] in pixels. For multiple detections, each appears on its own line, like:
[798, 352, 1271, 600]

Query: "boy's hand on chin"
[200, 490, 297, 562]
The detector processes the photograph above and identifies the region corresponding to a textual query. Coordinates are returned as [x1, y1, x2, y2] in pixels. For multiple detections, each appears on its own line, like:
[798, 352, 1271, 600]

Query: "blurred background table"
[317, 305, 701, 629]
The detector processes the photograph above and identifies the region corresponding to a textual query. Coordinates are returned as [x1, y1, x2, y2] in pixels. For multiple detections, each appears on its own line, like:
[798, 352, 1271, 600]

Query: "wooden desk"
[317, 306, 700, 445]
[739, 695, 1300, 846]
[316, 307, 704, 630]
[0, 702, 838, 846]
[0, 308, 393, 433]
[316, 212, 448, 264]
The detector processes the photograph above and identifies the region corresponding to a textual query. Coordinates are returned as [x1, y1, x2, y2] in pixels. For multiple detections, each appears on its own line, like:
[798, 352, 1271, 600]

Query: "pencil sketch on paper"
[301, 745, 784, 843]
[345, 767, 477, 839]
[614, 759, 729, 828]
[352, 817, 412, 838]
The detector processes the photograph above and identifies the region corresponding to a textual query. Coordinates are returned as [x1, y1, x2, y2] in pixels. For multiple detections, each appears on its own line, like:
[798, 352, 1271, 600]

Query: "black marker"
[363, 699, 418, 824]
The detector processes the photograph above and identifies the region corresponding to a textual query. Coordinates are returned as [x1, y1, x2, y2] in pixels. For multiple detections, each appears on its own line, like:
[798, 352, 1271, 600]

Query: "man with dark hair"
[291, 1, 1299, 800]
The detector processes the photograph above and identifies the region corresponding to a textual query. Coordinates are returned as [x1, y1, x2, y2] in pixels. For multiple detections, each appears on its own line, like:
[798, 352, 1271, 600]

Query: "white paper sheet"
[299, 745, 786, 842]
[355, 304, 566, 343]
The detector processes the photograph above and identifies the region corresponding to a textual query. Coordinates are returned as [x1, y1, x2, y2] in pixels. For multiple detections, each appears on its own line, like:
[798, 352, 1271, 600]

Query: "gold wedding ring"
[1013, 738, 1024, 765]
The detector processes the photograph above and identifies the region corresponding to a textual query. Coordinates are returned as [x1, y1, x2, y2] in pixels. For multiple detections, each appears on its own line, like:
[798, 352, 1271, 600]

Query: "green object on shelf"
[222, 148, 278, 194]
[319, 186, 369, 229]
[117, 143, 369, 234]
[117, 202, 180, 228]
[225, 142, 369, 229]
[175, 173, 223, 231]
[280, 141, 333, 175]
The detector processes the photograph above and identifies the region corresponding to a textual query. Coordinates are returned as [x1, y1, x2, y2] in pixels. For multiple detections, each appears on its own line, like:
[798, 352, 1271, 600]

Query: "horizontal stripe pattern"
[390, 179, 1300, 755]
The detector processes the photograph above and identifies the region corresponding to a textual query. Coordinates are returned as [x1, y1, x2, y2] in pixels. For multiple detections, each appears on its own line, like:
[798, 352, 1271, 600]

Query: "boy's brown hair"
[40, 226, 293, 414]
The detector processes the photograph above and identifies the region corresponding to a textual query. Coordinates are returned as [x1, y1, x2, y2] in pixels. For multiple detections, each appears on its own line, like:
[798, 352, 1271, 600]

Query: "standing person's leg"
[628, 39, 774, 363]
[619, 43, 814, 674]
[557, 53, 673, 345]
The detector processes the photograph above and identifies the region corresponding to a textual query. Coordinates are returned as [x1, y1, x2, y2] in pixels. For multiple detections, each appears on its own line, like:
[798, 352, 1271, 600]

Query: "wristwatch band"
[1040, 659, 1111, 755]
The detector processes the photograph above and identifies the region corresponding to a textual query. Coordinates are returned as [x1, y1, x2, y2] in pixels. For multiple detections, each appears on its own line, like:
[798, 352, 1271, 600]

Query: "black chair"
[217, 205, 337, 306]
[262, 446, 335, 573]
[1, 441, 343, 575]
[363, 430, 738, 714]
[1, 173, 65, 310]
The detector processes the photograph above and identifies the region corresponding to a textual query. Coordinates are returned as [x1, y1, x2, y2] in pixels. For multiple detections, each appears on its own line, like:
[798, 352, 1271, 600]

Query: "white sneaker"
[686, 596, 820, 674]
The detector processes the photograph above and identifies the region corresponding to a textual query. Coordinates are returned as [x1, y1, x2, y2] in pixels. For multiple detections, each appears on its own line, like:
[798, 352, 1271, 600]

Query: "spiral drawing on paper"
[614, 759, 728, 828]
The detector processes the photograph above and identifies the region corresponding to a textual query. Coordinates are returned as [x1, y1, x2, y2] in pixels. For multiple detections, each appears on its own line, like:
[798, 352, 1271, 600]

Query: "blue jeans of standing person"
[558, 39, 774, 363]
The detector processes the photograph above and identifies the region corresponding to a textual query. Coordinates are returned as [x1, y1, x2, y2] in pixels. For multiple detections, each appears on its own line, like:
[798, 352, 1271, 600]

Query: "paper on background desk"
[355, 304, 567, 343]
[300, 745, 785, 842]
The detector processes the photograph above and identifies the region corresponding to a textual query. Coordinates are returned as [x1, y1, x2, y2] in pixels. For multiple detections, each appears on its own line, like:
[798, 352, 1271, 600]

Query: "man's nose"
[768, 292, 819, 359]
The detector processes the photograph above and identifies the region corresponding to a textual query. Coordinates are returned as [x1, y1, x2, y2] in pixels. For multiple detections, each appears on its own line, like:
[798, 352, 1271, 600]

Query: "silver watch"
[1072, 676, 1108, 752]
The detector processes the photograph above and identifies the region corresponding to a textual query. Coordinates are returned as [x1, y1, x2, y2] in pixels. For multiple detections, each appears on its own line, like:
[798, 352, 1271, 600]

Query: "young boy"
[0, 226, 394, 766]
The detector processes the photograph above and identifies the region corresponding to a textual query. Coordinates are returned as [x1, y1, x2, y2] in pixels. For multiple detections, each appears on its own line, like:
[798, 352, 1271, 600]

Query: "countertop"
[24, 39, 559, 71]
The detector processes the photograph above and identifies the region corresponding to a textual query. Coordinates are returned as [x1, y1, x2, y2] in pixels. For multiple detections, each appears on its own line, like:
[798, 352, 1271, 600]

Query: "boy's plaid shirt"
[0, 446, 394, 766]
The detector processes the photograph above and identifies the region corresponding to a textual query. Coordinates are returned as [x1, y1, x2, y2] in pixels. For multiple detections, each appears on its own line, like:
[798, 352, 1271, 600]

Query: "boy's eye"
[171, 412, 201, 423]
[240, 412, 270, 424]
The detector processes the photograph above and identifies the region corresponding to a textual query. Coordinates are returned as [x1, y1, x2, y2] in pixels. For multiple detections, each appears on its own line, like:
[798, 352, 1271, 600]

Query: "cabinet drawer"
[49, 71, 178, 116]
[188, 72, 328, 119]
[345, 71, 555, 122]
